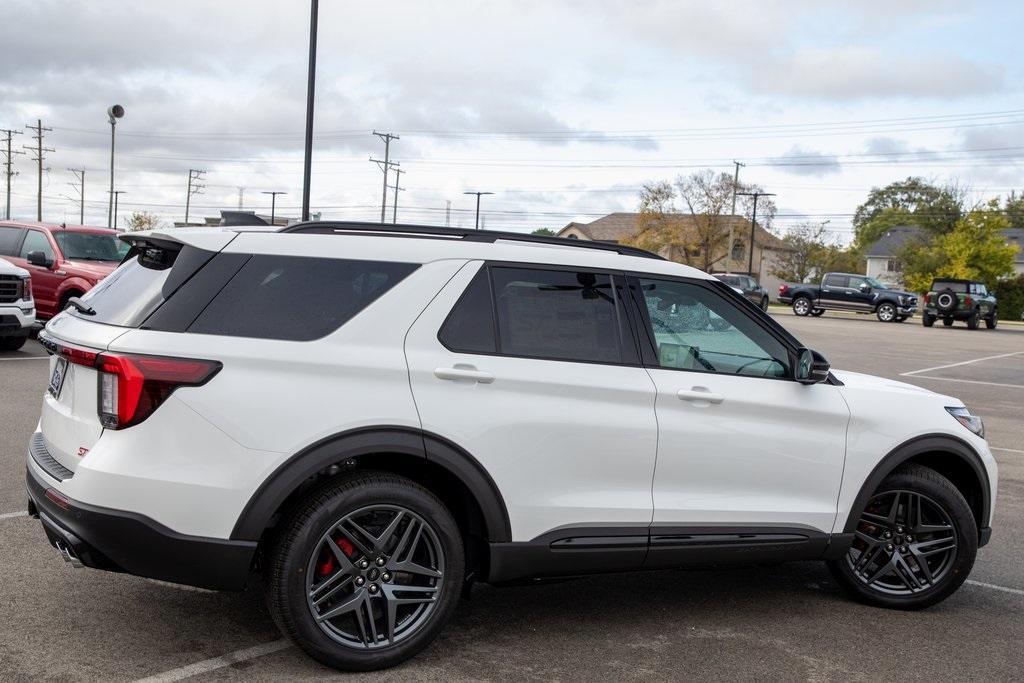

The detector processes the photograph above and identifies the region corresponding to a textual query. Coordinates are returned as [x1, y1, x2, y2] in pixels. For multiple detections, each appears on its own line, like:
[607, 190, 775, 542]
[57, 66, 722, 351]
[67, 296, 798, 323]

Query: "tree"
[531, 228, 556, 236]
[900, 201, 1017, 292]
[124, 211, 163, 232]
[1004, 192, 1024, 230]
[770, 221, 829, 283]
[852, 177, 964, 249]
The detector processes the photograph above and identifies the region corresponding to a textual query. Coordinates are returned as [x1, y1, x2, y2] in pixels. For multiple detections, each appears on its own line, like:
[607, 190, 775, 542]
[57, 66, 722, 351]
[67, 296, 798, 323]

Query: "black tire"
[810, 308, 825, 317]
[792, 296, 813, 316]
[828, 464, 977, 610]
[922, 312, 935, 327]
[935, 288, 958, 315]
[0, 335, 27, 351]
[760, 296, 769, 311]
[266, 471, 464, 671]
[876, 302, 897, 322]
[966, 309, 980, 330]
[985, 312, 997, 329]
[942, 318, 954, 327]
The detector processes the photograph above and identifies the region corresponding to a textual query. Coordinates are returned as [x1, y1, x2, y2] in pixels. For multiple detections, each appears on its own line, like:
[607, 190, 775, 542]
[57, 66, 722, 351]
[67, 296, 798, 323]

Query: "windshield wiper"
[66, 297, 96, 315]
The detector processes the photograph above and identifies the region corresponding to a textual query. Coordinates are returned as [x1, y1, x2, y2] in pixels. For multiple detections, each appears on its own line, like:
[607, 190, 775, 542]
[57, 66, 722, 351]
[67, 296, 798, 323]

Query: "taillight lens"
[96, 352, 221, 429]
[964, 295, 973, 307]
[924, 293, 931, 304]
[778, 284, 789, 295]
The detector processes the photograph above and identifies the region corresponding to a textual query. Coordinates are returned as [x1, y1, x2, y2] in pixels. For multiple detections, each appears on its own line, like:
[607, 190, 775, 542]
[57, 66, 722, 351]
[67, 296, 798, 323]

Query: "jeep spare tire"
[935, 288, 958, 314]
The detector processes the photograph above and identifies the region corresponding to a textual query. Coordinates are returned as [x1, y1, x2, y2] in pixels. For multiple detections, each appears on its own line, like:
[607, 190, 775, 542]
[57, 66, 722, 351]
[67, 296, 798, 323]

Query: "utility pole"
[445, 200, 451, 227]
[2, 129, 24, 220]
[736, 190, 775, 276]
[237, 186, 246, 210]
[111, 190, 126, 230]
[261, 190, 286, 226]
[727, 160, 745, 274]
[463, 191, 493, 230]
[24, 119, 54, 222]
[185, 169, 206, 225]
[372, 131, 399, 223]
[68, 169, 85, 224]
[301, 0, 318, 222]
[390, 168, 404, 224]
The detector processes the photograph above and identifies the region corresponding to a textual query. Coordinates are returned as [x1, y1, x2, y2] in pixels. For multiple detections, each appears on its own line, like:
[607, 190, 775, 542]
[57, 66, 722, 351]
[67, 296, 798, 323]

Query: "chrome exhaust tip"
[55, 540, 84, 568]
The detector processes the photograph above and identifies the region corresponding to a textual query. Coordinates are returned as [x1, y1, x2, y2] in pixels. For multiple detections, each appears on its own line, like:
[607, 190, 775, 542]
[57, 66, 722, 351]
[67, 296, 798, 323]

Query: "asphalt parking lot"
[1, 313, 1022, 681]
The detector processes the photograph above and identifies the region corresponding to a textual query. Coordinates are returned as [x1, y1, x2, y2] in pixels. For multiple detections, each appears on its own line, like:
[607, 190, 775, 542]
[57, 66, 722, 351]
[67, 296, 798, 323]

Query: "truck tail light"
[964, 295, 973, 307]
[778, 284, 789, 295]
[924, 293, 931, 304]
[96, 352, 221, 429]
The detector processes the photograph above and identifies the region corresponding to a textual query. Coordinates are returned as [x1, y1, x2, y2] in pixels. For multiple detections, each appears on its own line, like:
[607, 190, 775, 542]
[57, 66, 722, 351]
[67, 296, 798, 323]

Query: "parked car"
[778, 273, 918, 322]
[0, 221, 128, 320]
[922, 279, 998, 330]
[0, 257, 35, 350]
[714, 272, 769, 310]
[28, 222, 996, 671]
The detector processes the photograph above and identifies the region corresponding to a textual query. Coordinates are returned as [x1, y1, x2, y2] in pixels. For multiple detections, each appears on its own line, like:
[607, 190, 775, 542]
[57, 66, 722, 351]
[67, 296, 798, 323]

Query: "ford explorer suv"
[922, 279, 998, 330]
[0, 221, 129, 320]
[27, 222, 996, 671]
[778, 272, 918, 322]
[0, 256, 35, 350]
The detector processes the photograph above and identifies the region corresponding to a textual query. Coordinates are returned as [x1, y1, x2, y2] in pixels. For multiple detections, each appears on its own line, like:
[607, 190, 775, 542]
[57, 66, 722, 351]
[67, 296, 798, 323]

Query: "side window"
[438, 266, 496, 354]
[491, 266, 622, 364]
[636, 278, 790, 378]
[977, 284, 988, 296]
[188, 255, 418, 341]
[847, 276, 867, 290]
[823, 274, 848, 288]
[0, 227, 24, 256]
[20, 230, 54, 260]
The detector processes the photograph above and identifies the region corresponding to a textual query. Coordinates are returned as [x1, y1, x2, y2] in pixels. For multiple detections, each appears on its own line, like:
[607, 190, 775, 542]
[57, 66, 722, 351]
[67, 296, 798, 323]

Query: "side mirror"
[859, 283, 871, 293]
[794, 347, 831, 385]
[27, 250, 53, 268]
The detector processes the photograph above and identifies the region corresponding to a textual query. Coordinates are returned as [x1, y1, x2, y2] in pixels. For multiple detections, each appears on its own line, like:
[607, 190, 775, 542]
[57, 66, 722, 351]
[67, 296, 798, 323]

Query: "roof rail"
[278, 221, 665, 260]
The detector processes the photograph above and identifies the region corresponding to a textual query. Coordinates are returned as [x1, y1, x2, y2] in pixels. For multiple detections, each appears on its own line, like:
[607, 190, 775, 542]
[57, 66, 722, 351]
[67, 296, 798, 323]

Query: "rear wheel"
[266, 472, 464, 671]
[828, 465, 977, 610]
[922, 312, 935, 327]
[0, 335, 27, 351]
[876, 302, 897, 322]
[792, 297, 812, 316]
[810, 308, 825, 317]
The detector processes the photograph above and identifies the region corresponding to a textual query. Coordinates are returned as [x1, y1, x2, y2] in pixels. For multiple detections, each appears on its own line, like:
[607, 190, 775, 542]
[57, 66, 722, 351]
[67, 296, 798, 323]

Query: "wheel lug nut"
[368, 583, 379, 594]
[359, 560, 369, 569]
[899, 546, 906, 552]
[897, 526, 904, 533]
[884, 532, 892, 539]
[886, 544, 894, 551]
[355, 577, 365, 586]
[375, 557, 386, 567]
[905, 536, 913, 542]
[382, 572, 391, 582]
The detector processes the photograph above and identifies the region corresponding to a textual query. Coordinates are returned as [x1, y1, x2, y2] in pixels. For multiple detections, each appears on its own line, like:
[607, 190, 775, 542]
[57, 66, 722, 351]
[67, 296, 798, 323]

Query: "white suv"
[0, 256, 35, 351]
[27, 223, 996, 671]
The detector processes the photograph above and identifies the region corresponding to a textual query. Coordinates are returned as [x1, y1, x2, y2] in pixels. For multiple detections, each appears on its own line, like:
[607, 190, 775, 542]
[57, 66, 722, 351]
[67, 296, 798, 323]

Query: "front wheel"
[828, 464, 977, 610]
[967, 309, 980, 330]
[985, 312, 997, 329]
[876, 302, 897, 322]
[266, 472, 464, 671]
[0, 335, 27, 351]
[760, 296, 769, 311]
[792, 297, 813, 316]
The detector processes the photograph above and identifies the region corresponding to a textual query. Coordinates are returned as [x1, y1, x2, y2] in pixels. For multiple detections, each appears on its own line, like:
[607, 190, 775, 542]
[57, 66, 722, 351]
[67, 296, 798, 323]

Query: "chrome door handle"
[434, 367, 495, 384]
[677, 387, 724, 404]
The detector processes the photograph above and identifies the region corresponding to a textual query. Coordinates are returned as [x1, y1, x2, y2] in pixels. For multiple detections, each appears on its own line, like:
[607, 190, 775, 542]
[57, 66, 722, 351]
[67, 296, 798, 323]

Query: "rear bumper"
[25, 463, 257, 591]
[924, 307, 979, 320]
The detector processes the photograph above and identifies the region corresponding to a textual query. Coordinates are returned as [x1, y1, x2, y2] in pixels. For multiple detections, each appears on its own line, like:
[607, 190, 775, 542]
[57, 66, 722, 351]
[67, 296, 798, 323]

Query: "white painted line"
[0, 356, 47, 361]
[133, 639, 291, 683]
[900, 351, 1024, 377]
[991, 447, 1024, 455]
[0, 511, 28, 520]
[966, 579, 1024, 597]
[904, 375, 1024, 389]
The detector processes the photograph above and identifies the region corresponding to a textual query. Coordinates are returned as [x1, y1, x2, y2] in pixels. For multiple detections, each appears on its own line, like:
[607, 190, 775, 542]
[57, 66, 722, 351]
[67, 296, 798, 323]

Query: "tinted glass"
[438, 266, 496, 353]
[20, 230, 54, 260]
[189, 255, 417, 341]
[637, 278, 789, 378]
[847, 275, 869, 290]
[491, 266, 620, 363]
[823, 274, 848, 288]
[718, 274, 740, 286]
[933, 280, 967, 293]
[0, 227, 23, 255]
[54, 231, 129, 261]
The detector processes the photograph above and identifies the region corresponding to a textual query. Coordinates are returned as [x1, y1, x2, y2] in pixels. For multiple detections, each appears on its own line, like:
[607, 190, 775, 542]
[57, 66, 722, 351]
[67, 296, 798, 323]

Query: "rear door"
[819, 273, 849, 308]
[405, 261, 658, 556]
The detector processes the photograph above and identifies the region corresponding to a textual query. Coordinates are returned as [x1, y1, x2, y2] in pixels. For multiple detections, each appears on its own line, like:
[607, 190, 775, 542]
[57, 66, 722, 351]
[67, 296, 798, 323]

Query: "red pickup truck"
[0, 221, 129, 320]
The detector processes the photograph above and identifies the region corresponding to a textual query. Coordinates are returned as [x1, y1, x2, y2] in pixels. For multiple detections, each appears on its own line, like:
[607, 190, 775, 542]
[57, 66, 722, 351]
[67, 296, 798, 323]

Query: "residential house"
[557, 212, 794, 299]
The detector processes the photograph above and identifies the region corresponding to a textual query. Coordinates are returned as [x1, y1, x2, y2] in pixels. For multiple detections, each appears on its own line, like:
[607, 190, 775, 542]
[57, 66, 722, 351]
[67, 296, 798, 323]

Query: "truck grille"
[0, 275, 22, 304]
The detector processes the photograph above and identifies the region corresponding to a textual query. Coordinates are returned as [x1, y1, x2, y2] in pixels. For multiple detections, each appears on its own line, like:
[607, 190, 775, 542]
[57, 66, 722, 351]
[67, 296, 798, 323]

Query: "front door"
[627, 276, 850, 562]
[405, 261, 658, 558]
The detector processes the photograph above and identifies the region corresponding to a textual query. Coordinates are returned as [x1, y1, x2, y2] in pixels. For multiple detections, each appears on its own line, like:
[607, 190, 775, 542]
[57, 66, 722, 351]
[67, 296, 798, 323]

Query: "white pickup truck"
[0, 257, 35, 351]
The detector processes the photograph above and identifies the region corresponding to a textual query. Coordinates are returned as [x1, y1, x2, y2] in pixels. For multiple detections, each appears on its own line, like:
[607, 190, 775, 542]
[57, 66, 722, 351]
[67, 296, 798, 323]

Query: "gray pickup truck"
[777, 272, 918, 322]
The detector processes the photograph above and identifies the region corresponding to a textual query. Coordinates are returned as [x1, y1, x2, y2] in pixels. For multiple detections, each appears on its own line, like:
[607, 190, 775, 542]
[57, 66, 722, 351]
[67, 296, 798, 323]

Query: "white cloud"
[769, 146, 842, 176]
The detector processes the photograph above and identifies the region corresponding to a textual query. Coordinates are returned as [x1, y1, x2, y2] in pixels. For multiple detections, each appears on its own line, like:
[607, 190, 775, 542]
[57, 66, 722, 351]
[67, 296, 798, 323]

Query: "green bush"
[995, 274, 1024, 320]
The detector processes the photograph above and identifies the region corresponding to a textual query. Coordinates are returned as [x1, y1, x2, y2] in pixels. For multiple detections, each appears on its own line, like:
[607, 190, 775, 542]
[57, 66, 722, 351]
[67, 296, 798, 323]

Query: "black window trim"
[436, 260, 645, 369]
[625, 272, 809, 384]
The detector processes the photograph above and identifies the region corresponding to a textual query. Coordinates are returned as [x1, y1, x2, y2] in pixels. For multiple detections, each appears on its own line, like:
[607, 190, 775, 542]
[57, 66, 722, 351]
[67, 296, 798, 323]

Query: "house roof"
[866, 225, 1024, 263]
[558, 212, 789, 249]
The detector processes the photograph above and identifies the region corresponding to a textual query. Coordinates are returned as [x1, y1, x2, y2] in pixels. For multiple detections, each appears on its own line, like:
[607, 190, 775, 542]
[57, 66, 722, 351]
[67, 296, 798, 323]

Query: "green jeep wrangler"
[922, 278, 998, 329]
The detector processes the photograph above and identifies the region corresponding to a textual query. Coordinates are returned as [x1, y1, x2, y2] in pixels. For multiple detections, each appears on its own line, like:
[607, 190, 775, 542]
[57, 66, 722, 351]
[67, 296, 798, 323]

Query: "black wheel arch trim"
[842, 433, 991, 541]
[229, 426, 512, 543]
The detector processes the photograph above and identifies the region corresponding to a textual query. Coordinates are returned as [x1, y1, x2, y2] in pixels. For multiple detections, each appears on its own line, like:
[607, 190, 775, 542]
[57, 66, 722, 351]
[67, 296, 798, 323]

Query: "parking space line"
[991, 447, 1024, 455]
[907, 375, 1024, 389]
[132, 639, 291, 682]
[966, 579, 1024, 597]
[0, 356, 47, 361]
[0, 511, 28, 520]
[900, 351, 1024, 377]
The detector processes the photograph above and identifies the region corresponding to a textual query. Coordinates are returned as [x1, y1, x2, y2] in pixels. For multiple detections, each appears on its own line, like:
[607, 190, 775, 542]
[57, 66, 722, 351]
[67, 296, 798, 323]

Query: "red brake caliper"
[317, 537, 356, 577]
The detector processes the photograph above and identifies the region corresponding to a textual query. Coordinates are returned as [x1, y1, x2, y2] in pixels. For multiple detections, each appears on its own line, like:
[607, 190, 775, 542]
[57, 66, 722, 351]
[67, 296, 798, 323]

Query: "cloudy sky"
[1, 0, 1021, 241]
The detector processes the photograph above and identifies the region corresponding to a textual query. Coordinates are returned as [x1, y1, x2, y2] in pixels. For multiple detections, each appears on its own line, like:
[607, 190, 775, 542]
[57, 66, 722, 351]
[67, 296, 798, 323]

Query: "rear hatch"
[37, 230, 236, 474]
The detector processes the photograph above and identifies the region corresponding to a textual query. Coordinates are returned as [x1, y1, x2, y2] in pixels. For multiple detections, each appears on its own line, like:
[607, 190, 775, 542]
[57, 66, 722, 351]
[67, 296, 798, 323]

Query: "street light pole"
[463, 191, 493, 230]
[106, 105, 124, 228]
[111, 190, 125, 230]
[261, 191, 286, 226]
[736, 190, 775, 275]
[301, 0, 318, 222]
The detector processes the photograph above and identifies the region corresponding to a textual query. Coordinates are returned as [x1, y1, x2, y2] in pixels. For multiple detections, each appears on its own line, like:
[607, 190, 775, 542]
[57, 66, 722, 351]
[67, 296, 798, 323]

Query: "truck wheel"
[985, 312, 997, 329]
[760, 296, 769, 311]
[922, 312, 935, 327]
[0, 336, 27, 351]
[876, 302, 897, 322]
[966, 310, 980, 330]
[942, 318, 954, 327]
[792, 297, 812, 316]
[810, 308, 825, 317]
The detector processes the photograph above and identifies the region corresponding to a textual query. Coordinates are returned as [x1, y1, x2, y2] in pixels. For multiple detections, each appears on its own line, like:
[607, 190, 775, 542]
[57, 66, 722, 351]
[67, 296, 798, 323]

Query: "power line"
[24, 119, 54, 221]
[2, 129, 24, 220]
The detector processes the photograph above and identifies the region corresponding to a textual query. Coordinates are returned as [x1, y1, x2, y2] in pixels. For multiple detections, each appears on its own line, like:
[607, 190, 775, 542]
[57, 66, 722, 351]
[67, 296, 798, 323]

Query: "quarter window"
[438, 267, 497, 354]
[20, 230, 54, 260]
[636, 278, 790, 378]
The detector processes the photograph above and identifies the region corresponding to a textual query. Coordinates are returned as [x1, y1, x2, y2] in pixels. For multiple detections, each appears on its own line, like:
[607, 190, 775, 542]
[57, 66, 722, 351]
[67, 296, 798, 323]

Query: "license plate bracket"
[49, 357, 69, 398]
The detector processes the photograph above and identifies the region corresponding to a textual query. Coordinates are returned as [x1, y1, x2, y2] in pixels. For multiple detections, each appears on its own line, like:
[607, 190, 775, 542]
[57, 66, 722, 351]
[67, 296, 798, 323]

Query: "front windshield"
[54, 232, 130, 262]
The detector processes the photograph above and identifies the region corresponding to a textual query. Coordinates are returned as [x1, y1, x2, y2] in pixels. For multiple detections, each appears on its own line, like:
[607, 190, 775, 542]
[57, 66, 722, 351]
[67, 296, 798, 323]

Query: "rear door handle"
[676, 387, 724, 404]
[434, 366, 495, 384]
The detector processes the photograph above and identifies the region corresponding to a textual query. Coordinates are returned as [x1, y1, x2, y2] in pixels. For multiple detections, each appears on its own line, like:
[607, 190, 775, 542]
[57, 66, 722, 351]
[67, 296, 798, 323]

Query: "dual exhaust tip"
[54, 539, 83, 568]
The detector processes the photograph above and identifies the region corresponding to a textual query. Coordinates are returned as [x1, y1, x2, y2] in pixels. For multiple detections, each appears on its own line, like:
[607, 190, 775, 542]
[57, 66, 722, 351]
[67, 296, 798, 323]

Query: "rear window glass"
[438, 267, 496, 354]
[0, 227, 23, 256]
[188, 255, 418, 341]
[932, 281, 967, 293]
[54, 231, 130, 262]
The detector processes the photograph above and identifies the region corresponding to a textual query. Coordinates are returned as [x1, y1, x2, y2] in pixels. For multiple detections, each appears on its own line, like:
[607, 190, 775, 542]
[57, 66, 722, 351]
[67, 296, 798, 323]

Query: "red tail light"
[964, 295, 973, 307]
[778, 284, 790, 295]
[96, 352, 221, 429]
[924, 293, 931, 304]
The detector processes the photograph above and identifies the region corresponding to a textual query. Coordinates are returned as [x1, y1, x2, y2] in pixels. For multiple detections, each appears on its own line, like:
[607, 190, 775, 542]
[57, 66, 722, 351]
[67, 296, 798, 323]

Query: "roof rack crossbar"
[278, 221, 664, 260]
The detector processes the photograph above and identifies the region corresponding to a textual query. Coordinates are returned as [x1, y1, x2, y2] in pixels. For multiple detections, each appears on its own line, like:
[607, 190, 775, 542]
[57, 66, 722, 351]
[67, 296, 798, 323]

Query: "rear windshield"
[718, 275, 740, 286]
[932, 281, 967, 293]
[54, 232, 130, 262]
